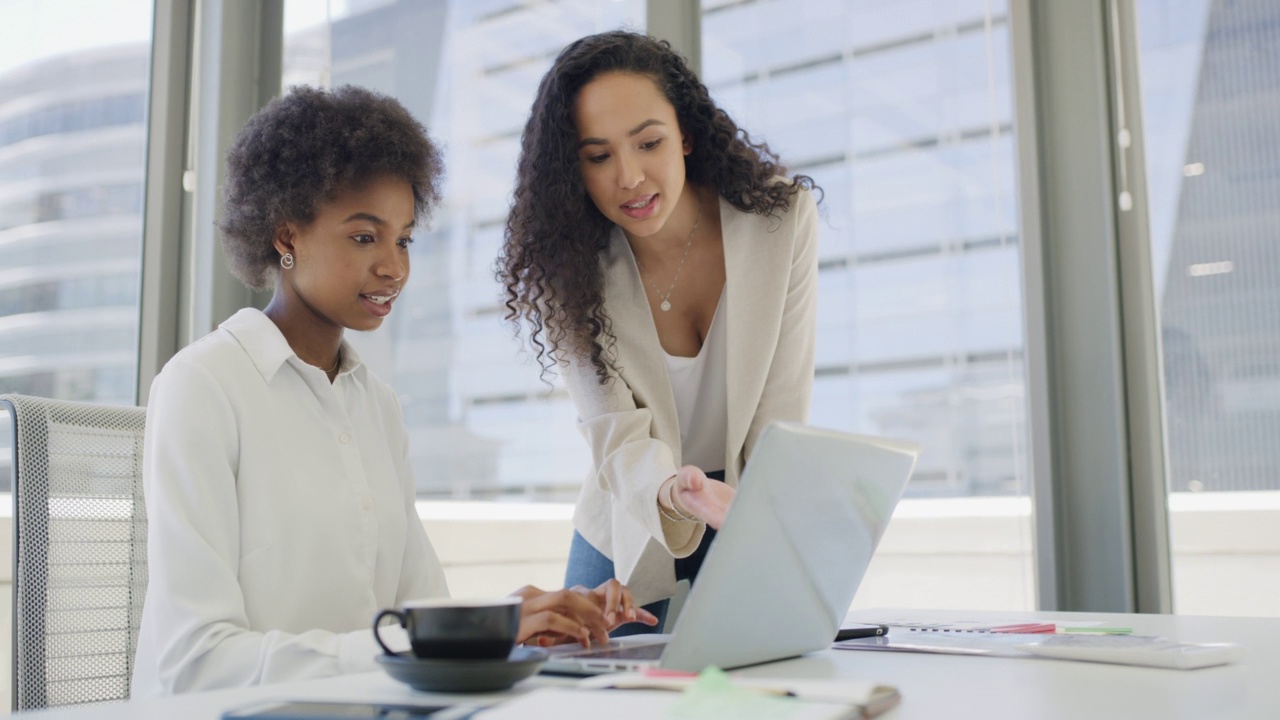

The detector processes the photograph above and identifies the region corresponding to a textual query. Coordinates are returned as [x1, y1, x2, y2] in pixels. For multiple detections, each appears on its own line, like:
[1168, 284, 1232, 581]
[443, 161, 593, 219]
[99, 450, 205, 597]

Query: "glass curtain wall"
[282, 0, 646, 500]
[0, 0, 155, 490]
[1134, 0, 1280, 616]
[700, 0, 1035, 610]
[282, 0, 1038, 612]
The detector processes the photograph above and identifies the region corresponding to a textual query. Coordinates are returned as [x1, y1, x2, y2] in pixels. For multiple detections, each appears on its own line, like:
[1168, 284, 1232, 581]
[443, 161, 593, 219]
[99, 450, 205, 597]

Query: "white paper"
[473, 687, 860, 720]
[835, 632, 1044, 657]
[578, 671, 882, 705]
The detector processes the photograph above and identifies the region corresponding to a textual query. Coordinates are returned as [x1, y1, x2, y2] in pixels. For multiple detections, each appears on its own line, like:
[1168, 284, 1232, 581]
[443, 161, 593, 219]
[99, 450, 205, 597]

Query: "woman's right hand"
[670, 465, 736, 529]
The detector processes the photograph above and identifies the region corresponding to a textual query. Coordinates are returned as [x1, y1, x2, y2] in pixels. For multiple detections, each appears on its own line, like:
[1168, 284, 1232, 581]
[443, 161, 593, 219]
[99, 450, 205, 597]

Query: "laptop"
[542, 421, 921, 675]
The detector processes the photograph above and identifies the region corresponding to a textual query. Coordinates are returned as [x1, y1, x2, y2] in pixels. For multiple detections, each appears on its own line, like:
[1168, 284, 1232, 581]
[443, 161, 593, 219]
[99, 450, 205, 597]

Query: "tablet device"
[221, 700, 452, 719]
[1018, 635, 1243, 669]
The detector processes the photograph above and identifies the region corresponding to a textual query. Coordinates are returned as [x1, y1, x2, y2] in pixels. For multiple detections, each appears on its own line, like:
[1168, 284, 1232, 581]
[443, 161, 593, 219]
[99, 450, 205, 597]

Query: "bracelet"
[657, 479, 691, 523]
[658, 500, 690, 524]
[663, 479, 701, 523]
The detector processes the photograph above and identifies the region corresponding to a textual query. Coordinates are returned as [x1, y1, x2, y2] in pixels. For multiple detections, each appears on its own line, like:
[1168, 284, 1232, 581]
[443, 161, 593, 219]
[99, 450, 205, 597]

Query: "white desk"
[18, 609, 1280, 719]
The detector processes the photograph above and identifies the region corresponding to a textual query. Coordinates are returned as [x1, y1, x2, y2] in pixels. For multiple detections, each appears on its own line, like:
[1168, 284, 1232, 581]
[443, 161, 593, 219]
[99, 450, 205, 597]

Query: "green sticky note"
[667, 667, 799, 720]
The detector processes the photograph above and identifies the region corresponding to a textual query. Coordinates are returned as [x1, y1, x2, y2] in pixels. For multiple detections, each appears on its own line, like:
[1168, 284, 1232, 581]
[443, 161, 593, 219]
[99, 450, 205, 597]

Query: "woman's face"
[572, 71, 692, 240]
[275, 174, 415, 333]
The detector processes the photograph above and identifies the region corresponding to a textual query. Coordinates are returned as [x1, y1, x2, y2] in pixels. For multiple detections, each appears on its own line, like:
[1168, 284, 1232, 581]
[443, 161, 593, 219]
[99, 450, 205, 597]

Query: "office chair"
[1, 394, 148, 711]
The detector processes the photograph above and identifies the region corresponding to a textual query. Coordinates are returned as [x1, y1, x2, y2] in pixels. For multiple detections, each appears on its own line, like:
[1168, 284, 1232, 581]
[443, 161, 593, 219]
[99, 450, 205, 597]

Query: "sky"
[0, 0, 1211, 298]
[0, 0, 153, 74]
[0, 0, 364, 75]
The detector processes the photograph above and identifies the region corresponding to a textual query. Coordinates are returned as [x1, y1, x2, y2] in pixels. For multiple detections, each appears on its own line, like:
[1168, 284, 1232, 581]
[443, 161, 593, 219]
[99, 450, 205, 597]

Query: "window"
[0, 0, 154, 490]
[702, 0, 1035, 610]
[283, 0, 645, 499]
[1134, 0, 1280, 616]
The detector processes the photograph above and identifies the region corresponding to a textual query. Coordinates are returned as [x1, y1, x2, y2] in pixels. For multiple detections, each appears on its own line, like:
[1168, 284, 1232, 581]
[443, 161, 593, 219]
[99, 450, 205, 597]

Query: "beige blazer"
[560, 187, 819, 605]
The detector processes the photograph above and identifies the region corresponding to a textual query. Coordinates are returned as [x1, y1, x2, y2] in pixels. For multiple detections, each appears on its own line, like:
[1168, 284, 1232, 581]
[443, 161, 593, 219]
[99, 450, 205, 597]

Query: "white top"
[131, 308, 448, 698]
[663, 289, 728, 472]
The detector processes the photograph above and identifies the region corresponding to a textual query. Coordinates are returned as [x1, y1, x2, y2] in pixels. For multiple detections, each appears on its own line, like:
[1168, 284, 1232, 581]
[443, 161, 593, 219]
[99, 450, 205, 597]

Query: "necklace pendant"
[660, 300, 672, 312]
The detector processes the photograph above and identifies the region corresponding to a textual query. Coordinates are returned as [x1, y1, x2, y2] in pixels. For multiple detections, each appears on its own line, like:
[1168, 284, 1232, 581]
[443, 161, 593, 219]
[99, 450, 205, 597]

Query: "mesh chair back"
[1, 394, 147, 711]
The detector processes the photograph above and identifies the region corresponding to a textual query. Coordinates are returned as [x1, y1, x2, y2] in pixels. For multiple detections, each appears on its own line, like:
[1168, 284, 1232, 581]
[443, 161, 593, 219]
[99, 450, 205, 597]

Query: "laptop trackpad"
[565, 643, 665, 661]
[542, 634, 669, 659]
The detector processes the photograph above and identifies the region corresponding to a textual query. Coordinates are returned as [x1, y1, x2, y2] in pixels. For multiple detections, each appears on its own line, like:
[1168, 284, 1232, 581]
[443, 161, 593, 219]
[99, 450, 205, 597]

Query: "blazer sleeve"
[744, 188, 819, 457]
[559, 352, 703, 559]
[137, 360, 399, 696]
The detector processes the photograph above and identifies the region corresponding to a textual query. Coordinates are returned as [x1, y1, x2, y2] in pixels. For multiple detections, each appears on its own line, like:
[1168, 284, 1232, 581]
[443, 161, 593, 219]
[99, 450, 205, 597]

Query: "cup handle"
[372, 609, 407, 656]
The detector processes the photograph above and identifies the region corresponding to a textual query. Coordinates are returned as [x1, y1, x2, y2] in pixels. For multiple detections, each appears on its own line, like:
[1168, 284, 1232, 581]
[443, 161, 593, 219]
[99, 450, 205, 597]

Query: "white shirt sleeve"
[136, 358, 400, 696]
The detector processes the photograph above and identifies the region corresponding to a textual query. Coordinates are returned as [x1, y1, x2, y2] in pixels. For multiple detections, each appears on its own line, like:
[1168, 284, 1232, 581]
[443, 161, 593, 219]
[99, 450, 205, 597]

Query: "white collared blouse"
[131, 308, 448, 698]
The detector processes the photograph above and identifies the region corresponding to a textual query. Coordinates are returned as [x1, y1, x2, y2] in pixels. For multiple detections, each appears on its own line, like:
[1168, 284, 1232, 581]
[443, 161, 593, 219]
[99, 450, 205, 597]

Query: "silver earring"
[280, 253, 294, 269]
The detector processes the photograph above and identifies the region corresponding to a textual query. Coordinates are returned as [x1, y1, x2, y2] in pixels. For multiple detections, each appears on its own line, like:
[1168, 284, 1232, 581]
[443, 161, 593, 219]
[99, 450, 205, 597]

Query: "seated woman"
[131, 85, 655, 698]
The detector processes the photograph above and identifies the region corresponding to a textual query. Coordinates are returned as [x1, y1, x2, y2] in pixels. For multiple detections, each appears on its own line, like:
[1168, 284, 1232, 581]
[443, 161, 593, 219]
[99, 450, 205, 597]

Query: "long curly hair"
[498, 31, 818, 384]
[220, 85, 443, 290]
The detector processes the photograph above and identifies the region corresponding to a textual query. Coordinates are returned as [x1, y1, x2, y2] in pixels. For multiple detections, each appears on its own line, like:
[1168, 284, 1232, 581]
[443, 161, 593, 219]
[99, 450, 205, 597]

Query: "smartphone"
[834, 623, 890, 642]
[221, 700, 452, 719]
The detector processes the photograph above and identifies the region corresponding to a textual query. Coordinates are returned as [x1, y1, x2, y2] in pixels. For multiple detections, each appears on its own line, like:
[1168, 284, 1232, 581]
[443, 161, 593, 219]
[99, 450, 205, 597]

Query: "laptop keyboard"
[570, 642, 666, 660]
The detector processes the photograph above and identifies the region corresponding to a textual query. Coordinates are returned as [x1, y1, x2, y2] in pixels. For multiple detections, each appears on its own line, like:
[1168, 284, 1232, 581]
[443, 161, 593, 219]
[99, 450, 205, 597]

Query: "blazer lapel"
[723, 197, 795, 485]
[722, 197, 760, 484]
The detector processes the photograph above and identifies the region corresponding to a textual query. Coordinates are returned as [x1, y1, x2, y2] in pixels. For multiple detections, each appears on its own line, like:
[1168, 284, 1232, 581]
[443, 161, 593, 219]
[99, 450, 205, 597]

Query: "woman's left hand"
[672, 465, 736, 529]
[577, 578, 659, 630]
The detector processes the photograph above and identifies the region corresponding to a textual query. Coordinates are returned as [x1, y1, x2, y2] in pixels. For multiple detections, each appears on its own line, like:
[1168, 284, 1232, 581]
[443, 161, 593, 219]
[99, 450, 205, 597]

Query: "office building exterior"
[0, 46, 149, 489]
[3, 0, 1276, 501]
[1155, 0, 1280, 492]
[301, 0, 1278, 500]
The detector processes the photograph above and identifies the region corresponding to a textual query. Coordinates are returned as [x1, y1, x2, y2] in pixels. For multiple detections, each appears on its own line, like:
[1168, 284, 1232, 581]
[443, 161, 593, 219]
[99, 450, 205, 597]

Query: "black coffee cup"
[373, 597, 522, 661]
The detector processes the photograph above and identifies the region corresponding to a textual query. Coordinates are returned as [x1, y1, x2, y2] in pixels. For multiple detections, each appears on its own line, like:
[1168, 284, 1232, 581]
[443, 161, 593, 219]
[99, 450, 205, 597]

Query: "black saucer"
[375, 647, 546, 693]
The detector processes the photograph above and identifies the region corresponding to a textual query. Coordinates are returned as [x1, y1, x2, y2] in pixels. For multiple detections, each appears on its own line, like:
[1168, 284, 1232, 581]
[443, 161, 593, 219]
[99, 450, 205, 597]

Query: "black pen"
[835, 623, 890, 641]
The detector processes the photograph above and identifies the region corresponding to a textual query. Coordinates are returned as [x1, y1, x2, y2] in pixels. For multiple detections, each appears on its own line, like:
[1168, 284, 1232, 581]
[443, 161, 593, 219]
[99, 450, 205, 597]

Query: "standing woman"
[132, 85, 653, 698]
[499, 31, 820, 632]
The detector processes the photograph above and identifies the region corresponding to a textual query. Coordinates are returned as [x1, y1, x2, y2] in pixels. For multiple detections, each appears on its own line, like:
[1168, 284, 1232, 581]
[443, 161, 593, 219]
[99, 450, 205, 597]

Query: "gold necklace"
[641, 197, 701, 312]
[326, 348, 342, 375]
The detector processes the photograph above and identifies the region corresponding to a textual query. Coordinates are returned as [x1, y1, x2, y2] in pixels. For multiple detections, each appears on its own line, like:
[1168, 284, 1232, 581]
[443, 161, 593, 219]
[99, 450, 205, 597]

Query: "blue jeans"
[564, 470, 725, 637]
